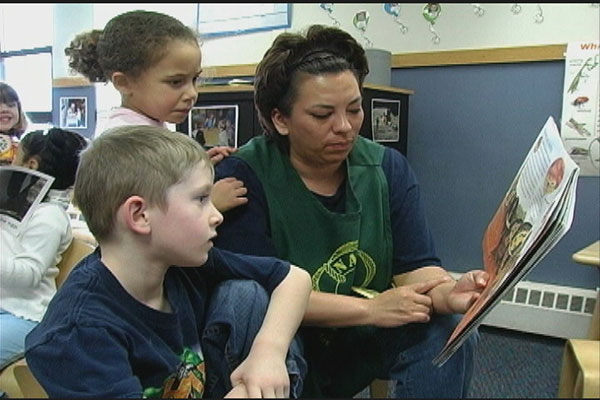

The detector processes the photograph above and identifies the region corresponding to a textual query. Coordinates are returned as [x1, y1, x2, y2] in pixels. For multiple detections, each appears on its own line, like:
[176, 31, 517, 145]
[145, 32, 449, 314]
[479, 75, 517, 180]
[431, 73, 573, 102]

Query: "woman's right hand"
[367, 277, 451, 327]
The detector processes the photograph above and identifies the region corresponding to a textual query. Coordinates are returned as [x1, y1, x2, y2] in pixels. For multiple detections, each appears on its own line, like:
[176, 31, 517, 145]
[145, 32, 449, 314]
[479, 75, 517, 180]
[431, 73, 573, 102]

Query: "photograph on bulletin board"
[371, 98, 400, 142]
[59, 97, 87, 129]
[188, 105, 239, 148]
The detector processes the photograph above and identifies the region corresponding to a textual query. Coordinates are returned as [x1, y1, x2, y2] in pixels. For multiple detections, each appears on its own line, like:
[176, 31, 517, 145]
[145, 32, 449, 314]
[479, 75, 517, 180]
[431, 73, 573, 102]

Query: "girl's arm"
[228, 265, 311, 398]
[1, 206, 70, 288]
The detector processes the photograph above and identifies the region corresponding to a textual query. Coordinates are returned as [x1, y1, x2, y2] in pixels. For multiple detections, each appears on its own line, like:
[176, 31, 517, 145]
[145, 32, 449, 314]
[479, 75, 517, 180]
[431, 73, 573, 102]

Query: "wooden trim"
[53, 76, 92, 87]
[204, 44, 567, 78]
[391, 44, 567, 68]
[198, 84, 254, 93]
[204, 64, 257, 78]
[364, 83, 414, 95]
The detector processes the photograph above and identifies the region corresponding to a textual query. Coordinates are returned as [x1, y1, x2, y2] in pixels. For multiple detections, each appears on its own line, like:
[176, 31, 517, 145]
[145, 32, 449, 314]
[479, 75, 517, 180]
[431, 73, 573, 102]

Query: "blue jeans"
[201, 280, 307, 398]
[387, 313, 479, 398]
[299, 313, 478, 398]
[0, 309, 37, 370]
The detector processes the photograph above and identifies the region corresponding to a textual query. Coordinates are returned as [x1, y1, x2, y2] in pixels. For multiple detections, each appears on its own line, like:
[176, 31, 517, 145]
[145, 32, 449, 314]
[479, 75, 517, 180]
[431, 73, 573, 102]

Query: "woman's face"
[273, 70, 364, 168]
[0, 100, 20, 132]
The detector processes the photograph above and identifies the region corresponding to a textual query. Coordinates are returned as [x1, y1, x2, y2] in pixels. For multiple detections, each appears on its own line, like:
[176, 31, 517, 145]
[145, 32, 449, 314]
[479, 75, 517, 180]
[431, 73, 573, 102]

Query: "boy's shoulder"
[26, 252, 129, 346]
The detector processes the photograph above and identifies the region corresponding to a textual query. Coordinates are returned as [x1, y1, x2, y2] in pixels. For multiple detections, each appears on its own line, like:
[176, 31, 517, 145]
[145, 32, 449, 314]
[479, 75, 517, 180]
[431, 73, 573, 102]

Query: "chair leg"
[370, 379, 389, 398]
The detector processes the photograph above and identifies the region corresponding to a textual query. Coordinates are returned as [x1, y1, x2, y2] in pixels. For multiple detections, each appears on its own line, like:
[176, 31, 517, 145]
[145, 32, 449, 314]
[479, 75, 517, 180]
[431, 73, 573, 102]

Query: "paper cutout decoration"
[383, 3, 408, 34]
[352, 10, 374, 48]
[471, 3, 485, 16]
[320, 3, 341, 26]
[422, 3, 441, 44]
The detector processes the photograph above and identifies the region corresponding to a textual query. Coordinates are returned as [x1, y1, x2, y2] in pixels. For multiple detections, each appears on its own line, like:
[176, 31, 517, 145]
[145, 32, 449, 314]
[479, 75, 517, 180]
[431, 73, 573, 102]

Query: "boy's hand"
[225, 383, 248, 398]
[207, 146, 237, 164]
[229, 344, 290, 398]
[211, 177, 248, 212]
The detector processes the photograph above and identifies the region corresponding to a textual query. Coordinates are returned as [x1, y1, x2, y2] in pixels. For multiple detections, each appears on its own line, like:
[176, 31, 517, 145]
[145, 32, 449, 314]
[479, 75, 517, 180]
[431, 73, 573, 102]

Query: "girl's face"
[122, 40, 202, 124]
[0, 100, 20, 132]
[272, 70, 364, 168]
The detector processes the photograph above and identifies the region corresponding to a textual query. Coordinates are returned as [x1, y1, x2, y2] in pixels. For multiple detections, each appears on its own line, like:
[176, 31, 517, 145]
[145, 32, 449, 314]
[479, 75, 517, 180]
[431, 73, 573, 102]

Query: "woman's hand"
[367, 277, 451, 327]
[446, 270, 489, 313]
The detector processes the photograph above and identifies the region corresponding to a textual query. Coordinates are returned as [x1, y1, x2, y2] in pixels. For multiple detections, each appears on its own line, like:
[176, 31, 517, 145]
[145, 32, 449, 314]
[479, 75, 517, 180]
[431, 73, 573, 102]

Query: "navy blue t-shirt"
[214, 146, 441, 276]
[25, 247, 290, 397]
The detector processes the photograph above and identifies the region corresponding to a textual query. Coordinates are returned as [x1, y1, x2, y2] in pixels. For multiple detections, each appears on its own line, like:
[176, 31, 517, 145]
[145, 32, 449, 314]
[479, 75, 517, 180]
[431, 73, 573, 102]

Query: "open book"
[0, 165, 55, 236]
[432, 116, 580, 366]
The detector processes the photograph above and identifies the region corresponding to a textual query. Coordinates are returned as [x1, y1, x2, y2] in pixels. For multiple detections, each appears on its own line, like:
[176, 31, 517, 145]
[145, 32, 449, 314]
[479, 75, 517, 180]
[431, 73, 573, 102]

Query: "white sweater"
[0, 189, 72, 322]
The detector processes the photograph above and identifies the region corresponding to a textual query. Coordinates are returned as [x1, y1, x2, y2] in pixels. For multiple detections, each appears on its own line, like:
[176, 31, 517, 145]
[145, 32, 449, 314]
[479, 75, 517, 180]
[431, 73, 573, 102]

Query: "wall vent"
[449, 272, 598, 339]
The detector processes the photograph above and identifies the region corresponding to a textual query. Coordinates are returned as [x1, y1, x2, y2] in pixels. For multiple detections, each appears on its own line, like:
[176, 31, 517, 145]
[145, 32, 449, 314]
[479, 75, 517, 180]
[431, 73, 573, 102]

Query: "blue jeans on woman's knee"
[0, 309, 37, 370]
[201, 280, 306, 398]
[388, 313, 479, 398]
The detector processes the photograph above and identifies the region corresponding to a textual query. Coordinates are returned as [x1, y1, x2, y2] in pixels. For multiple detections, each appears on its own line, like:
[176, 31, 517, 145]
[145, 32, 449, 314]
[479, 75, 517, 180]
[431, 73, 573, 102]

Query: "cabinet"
[177, 83, 413, 156]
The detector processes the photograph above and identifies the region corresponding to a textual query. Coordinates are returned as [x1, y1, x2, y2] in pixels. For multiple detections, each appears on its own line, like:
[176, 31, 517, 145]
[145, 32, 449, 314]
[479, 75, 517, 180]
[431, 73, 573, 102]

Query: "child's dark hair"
[0, 82, 28, 137]
[65, 10, 199, 82]
[19, 128, 87, 190]
[254, 25, 369, 146]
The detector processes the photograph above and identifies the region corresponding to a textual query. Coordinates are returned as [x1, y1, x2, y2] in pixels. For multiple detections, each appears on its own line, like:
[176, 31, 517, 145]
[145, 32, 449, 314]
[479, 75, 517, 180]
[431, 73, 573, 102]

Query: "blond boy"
[25, 125, 311, 398]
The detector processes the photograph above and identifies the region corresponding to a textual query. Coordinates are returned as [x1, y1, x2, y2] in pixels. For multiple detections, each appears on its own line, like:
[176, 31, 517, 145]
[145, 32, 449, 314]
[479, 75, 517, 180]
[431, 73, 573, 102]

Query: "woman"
[214, 25, 489, 398]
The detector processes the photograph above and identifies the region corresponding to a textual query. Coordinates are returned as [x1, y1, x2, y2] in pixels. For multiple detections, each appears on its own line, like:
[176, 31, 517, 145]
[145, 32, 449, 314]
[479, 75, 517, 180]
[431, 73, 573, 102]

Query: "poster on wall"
[59, 96, 87, 130]
[188, 105, 238, 148]
[560, 41, 599, 177]
[371, 98, 400, 142]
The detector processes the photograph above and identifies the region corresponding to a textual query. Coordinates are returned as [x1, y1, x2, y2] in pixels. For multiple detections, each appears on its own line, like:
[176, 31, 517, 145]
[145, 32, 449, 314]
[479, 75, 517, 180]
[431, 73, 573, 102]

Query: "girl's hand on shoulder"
[207, 146, 237, 165]
[211, 177, 248, 212]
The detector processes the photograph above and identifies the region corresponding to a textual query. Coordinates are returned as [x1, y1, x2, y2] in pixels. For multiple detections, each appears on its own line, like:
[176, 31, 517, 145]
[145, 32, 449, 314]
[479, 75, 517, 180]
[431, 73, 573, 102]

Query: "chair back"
[56, 238, 95, 288]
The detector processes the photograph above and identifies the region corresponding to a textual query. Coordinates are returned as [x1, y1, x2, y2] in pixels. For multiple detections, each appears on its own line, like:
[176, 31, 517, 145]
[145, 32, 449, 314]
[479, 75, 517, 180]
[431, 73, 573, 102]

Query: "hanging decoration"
[383, 3, 408, 34]
[534, 4, 544, 23]
[511, 3, 522, 14]
[471, 3, 485, 16]
[320, 3, 341, 27]
[352, 10, 374, 48]
[422, 3, 442, 44]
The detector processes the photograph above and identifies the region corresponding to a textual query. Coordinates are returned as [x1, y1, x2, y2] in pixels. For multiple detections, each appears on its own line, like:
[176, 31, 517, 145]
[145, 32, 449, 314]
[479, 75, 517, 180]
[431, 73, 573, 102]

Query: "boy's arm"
[228, 265, 311, 398]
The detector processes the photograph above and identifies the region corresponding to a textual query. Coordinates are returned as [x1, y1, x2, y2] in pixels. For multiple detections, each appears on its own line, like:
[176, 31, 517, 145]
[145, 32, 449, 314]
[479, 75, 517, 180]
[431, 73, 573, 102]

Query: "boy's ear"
[271, 109, 289, 136]
[111, 72, 133, 96]
[120, 196, 152, 235]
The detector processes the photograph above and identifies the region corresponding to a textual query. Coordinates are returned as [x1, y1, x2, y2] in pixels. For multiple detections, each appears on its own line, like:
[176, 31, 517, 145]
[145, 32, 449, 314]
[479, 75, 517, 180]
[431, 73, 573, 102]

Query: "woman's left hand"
[446, 270, 489, 313]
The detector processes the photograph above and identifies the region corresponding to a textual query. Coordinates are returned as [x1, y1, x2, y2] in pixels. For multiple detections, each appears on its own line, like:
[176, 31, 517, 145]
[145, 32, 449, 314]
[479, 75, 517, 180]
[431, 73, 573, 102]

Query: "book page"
[0, 166, 55, 236]
[433, 116, 580, 366]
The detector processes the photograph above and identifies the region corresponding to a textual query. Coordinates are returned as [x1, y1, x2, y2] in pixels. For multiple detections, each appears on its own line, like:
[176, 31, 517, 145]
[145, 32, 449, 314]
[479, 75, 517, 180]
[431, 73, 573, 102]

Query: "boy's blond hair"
[73, 125, 212, 241]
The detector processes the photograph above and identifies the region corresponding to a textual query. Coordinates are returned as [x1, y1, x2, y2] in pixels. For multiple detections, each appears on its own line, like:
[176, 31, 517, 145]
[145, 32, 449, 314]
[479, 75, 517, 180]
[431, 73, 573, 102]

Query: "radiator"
[448, 272, 598, 339]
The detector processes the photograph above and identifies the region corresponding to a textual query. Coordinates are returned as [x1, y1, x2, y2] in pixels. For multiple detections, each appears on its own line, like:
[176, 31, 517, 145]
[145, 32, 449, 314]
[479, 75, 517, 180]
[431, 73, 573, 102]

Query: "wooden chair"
[0, 238, 95, 397]
[56, 237, 96, 288]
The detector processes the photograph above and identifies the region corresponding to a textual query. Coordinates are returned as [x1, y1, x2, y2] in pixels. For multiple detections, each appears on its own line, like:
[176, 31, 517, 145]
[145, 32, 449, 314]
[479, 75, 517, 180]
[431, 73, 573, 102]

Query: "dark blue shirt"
[25, 248, 290, 397]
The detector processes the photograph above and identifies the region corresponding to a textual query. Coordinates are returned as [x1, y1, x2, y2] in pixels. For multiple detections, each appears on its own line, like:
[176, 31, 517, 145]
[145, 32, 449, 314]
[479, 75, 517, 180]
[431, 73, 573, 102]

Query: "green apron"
[236, 137, 397, 396]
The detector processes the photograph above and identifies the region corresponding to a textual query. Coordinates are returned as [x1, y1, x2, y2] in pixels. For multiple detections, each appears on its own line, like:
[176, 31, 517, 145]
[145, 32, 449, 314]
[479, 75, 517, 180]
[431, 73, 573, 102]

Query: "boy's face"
[123, 39, 202, 124]
[147, 162, 223, 267]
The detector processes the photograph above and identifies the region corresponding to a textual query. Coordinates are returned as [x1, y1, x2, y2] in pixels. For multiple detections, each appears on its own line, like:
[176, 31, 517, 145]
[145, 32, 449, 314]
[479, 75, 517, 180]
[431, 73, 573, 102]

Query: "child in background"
[25, 125, 311, 398]
[1, 128, 87, 370]
[64, 10, 247, 213]
[0, 82, 28, 165]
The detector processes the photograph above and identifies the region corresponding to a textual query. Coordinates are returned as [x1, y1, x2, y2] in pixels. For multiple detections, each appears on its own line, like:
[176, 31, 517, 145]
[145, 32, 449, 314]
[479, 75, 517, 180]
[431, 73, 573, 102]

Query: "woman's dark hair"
[254, 25, 369, 147]
[64, 10, 199, 82]
[0, 82, 28, 137]
[19, 128, 87, 190]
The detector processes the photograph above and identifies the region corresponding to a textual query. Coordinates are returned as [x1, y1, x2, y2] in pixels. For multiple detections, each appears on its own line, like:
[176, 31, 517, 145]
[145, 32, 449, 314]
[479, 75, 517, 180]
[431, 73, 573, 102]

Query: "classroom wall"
[50, 4, 599, 290]
[394, 62, 599, 290]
